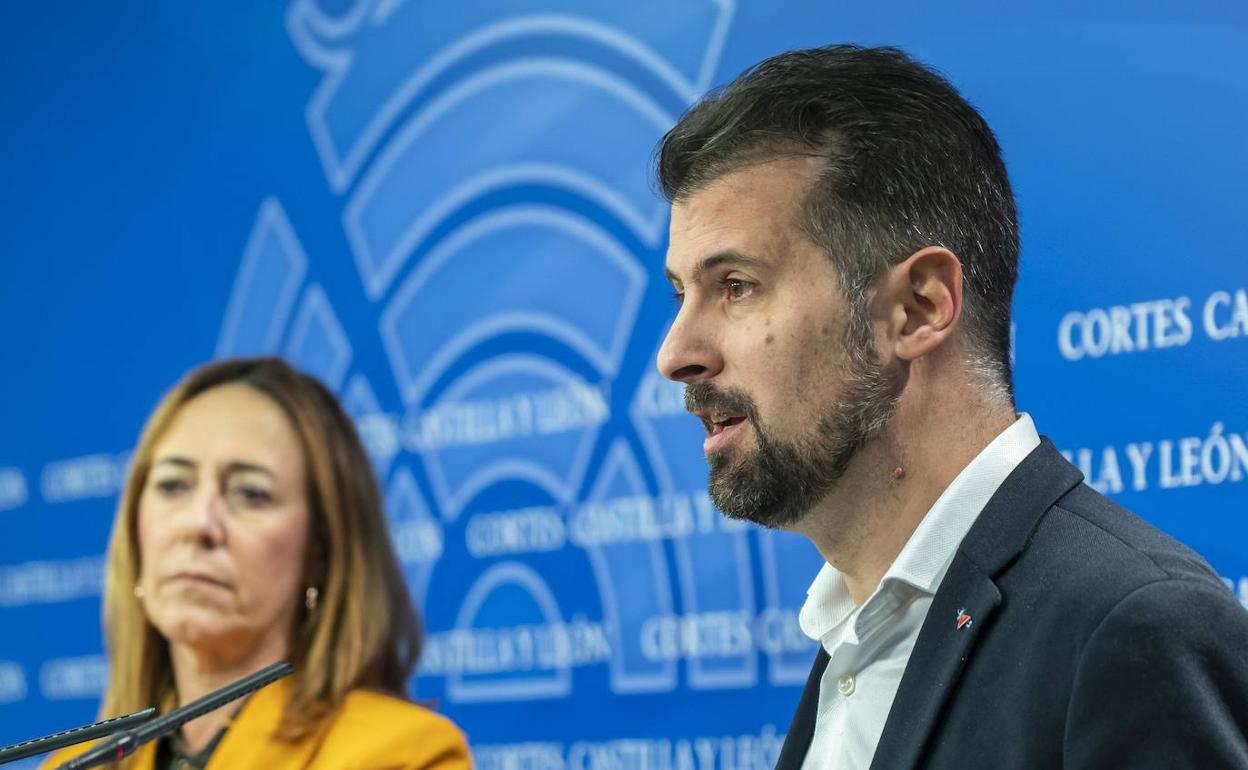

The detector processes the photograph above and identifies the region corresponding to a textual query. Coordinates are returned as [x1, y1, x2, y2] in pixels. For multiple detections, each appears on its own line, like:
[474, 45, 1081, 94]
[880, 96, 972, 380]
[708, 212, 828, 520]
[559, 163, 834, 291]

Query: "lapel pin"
[955, 607, 973, 630]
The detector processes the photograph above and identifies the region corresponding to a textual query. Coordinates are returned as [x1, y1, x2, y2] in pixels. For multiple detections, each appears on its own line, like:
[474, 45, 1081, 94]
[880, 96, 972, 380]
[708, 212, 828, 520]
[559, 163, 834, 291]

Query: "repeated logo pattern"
[215, 0, 825, 717]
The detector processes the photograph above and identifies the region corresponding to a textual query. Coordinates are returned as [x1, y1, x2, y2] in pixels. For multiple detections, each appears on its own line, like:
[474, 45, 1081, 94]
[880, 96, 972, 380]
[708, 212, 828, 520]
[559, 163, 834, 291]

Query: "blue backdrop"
[2, 2, 1246, 765]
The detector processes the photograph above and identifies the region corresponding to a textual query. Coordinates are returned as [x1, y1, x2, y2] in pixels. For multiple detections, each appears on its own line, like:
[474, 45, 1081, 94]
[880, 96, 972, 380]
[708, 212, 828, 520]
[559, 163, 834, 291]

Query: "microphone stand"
[56, 661, 293, 770]
[0, 708, 156, 765]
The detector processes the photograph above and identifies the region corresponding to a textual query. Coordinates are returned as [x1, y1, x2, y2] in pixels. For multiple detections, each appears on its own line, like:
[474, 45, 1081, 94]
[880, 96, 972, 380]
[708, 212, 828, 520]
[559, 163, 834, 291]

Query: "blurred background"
[1, 1, 1245, 765]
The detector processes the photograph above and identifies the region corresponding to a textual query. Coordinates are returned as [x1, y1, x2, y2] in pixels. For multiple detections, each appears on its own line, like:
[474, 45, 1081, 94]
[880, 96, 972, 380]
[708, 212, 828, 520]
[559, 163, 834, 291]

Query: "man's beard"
[685, 319, 902, 529]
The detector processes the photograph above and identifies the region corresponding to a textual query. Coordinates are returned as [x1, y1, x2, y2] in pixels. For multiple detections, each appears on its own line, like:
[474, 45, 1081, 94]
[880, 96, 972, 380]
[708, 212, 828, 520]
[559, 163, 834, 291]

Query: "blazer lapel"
[868, 554, 1000, 770]
[775, 648, 829, 770]
[207, 679, 327, 770]
[869, 439, 1083, 770]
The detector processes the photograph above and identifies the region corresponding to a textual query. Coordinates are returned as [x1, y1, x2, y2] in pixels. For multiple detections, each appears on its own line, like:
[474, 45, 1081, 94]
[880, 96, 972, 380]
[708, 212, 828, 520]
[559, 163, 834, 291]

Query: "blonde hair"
[101, 357, 421, 742]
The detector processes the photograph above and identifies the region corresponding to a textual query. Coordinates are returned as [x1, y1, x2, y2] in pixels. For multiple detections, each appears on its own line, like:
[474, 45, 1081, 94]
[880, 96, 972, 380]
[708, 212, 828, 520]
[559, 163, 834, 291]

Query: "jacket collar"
[774, 439, 1083, 770]
[207, 677, 331, 770]
[866, 438, 1082, 770]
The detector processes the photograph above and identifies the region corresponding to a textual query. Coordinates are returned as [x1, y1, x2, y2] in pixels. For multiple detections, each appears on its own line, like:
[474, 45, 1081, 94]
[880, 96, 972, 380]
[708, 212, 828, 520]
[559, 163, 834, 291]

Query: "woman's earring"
[305, 586, 319, 611]
[133, 583, 145, 600]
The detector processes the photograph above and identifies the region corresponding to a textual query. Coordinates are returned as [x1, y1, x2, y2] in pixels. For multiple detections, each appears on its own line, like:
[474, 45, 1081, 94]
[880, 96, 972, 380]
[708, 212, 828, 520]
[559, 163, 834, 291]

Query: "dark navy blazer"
[776, 439, 1248, 770]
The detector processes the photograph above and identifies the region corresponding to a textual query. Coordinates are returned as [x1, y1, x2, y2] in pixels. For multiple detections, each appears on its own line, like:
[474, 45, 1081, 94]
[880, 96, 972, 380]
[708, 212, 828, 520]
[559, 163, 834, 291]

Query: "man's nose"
[656, 305, 724, 383]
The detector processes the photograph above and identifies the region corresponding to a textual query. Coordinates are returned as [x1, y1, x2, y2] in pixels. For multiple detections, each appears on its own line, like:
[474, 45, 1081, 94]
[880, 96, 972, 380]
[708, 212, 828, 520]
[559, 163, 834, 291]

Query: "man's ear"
[878, 246, 964, 362]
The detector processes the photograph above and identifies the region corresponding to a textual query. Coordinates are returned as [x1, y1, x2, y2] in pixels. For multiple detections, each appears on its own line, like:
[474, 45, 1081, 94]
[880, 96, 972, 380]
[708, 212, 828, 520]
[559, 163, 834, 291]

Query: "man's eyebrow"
[665, 251, 768, 285]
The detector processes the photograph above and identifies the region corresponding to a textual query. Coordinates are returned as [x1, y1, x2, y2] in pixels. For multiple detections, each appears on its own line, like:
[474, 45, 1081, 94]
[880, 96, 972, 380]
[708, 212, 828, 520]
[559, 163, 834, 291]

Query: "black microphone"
[56, 661, 293, 770]
[0, 708, 156, 766]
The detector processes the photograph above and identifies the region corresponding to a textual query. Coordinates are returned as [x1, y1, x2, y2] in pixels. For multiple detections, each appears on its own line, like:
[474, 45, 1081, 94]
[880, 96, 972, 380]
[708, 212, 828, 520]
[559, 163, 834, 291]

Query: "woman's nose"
[181, 487, 228, 548]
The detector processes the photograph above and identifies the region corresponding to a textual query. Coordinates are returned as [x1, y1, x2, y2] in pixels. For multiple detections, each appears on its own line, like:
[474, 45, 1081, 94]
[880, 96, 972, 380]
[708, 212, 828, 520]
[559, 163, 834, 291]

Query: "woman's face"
[136, 383, 311, 664]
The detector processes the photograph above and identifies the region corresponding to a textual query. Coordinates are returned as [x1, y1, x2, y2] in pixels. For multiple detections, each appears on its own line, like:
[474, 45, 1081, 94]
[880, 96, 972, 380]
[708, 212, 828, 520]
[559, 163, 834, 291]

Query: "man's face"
[657, 156, 901, 528]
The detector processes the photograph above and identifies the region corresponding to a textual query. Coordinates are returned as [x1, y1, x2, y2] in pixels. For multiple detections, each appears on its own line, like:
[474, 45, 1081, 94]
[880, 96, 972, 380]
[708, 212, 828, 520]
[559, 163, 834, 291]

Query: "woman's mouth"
[167, 572, 231, 591]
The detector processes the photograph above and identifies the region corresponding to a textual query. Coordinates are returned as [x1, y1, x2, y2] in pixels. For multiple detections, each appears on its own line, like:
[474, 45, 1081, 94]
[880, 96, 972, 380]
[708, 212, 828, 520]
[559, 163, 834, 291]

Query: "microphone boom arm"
[56, 661, 294, 770]
[0, 708, 156, 766]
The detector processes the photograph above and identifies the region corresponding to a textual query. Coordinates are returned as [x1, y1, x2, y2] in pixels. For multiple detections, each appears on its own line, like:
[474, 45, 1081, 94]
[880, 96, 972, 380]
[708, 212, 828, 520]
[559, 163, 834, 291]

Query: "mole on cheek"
[765, 334, 775, 345]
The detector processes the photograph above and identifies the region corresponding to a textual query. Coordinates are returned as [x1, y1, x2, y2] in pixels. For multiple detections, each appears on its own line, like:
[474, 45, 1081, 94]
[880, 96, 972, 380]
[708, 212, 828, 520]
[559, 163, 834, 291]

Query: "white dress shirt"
[797, 414, 1041, 770]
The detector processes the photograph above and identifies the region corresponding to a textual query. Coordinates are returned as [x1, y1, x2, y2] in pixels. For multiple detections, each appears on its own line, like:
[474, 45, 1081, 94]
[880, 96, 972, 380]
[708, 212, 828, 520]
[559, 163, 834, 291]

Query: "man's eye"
[722, 278, 756, 300]
[671, 290, 685, 307]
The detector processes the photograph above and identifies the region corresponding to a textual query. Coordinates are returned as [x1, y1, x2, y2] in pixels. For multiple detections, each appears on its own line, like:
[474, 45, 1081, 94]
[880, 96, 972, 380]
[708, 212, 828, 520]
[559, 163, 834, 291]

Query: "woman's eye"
[229, 485, 274, 506]
[153, 478, 189, 496]
[671, 290, 685, 307]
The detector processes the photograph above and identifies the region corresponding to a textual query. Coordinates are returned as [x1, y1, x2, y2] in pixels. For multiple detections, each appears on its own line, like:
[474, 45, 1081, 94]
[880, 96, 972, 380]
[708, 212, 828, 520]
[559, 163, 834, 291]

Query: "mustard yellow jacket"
[42, 680, 470, 770]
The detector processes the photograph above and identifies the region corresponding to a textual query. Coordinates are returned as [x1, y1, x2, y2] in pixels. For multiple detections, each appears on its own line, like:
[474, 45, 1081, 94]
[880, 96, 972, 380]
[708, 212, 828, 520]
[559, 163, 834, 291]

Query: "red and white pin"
[955, 607, 973, 630]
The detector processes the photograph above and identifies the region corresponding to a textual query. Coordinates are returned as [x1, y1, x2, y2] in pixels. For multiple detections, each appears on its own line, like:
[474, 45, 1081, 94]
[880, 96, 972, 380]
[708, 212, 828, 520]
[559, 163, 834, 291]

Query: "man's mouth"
[703, 411, 747, 436]
[685, 384, 756, 456]
[697, 410, 750, 455]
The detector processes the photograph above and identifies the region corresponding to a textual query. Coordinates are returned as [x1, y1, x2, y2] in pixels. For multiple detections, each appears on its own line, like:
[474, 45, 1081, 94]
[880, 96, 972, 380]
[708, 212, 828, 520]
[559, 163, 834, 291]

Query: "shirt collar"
[798, 561, 856, 643]
[798, 414, 1041, 642]
[883, 413, 1040, 594]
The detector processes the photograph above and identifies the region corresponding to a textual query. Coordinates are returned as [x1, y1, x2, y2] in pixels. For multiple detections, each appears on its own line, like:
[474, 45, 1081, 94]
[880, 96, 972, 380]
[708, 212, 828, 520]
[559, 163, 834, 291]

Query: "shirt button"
[837, 673, 856, 696]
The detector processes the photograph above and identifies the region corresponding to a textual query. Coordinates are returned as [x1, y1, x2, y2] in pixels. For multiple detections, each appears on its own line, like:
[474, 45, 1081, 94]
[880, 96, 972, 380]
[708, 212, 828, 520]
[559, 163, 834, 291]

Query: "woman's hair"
[100, 357, 421, 740]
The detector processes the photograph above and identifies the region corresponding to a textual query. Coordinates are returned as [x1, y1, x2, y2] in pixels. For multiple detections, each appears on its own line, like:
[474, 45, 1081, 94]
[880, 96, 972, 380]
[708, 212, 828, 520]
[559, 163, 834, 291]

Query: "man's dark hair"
[656, 44, 1019, 401]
